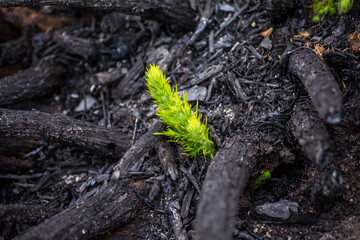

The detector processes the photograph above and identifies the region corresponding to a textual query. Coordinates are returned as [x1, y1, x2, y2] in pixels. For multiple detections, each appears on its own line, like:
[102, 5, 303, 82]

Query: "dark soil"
[1, 0, 360, 239]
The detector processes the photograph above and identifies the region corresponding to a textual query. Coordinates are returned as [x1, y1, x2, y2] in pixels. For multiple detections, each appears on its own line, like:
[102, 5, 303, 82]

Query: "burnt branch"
[0, 108, 131, 158]
[291, 100, 333, 168]
[112, 121, 165, 177]
[0, 0, 196, 30]
[287, 49, 343, 124]
[0, 60, 67, 106]
[12, 121, 167, 239]
[0, 37, 30, 67]
[0, 204, 60, 225]
[194, 134, 258, 240]
[14, 181, 143, 240]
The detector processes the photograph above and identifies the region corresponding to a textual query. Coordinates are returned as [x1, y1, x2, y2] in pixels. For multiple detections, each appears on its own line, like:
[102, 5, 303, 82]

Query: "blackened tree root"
[194, 134, 259, 240]
[287, 49, 343, 124]
[291, 99, 333, 168]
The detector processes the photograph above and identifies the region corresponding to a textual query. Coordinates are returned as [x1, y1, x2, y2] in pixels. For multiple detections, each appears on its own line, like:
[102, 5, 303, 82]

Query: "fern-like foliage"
[145, 65, 216, 159]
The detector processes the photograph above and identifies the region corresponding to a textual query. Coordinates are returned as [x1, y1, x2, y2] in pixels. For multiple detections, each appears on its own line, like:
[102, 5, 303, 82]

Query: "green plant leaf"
[145, 65, 216, 159]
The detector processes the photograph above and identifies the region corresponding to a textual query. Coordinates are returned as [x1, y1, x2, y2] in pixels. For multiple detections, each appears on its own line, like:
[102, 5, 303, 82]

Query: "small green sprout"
[312, 0, 353, 22]
[250, 170, 271, 190]
[337, 0, 353, 14]
[312, 0, 336, 22]
[145, 65, 216, 159]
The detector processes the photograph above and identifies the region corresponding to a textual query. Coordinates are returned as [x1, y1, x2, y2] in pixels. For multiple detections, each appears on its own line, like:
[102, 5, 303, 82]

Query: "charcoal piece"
[291, 100, 333, 168]
[156, 139, 178, 181]
[169, 200, 188, 240]
[311, 170, 343, 209]
[104, 43, 128, 60]
[254, 200, 299, 220]
[261, 0, 294, 22]
[180, 85, 207, 102]
[0, 60, 66, 106]
[288, 49, 343, 124]
[55, 34, 100, 60]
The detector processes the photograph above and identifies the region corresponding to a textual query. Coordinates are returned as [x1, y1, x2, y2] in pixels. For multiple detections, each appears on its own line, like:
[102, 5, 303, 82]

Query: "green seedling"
[145, 65, 216, 159]
[250, 170, 271, 190]
[312, 0, 336, 22]
[312, 0, 353, 22]
[337, 0, 353, 14]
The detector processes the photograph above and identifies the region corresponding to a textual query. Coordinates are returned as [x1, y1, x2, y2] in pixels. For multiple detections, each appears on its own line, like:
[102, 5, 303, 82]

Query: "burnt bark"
[0, 60, 66, 106]
[0, 0, 196, 31]
[0, 37, 30, 67]
[194, 134, 258, 240]
[113, 55, 144, 99]
[112, 121, 165, 177]
[14, 181, 143, 240]
[156, 139, 179, 181]
[0, 155, 34, 172]
[287, 49, 343, 124]
[0, 204, 60, 225]
[291, 100, 333, 168]
[311, 169, 343, 209]
[12, 121, 165, 239]
[0, 108, 131, 158]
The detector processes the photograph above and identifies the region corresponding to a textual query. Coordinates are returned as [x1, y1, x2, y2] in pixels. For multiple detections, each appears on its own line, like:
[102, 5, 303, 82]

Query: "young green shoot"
[312, 0, 353, 22]
[337, 0, 353, 14]
[145, 65, 216, 159]
[250, 170, 271, 190]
